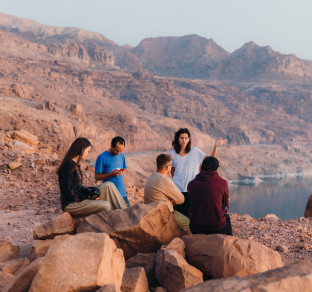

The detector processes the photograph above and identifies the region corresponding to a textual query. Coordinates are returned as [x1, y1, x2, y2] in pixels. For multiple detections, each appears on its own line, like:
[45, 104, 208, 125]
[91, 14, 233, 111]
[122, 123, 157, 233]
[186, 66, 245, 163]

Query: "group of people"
[57, 128, 232, 236]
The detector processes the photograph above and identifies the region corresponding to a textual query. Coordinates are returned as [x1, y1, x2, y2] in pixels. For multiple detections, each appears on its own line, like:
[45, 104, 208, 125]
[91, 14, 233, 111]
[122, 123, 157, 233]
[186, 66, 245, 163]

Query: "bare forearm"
[95, 172, 113, 181]
[211, 144, 218, 157]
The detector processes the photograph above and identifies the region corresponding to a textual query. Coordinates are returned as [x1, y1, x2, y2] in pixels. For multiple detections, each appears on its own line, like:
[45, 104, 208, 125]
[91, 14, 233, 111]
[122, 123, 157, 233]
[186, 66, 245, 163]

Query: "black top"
[58, 159, 82, 210]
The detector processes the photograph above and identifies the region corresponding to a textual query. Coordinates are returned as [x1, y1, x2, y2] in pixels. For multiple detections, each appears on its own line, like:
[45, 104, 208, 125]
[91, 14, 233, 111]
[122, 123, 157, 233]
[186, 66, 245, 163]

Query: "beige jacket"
[144, 172, 184, 212]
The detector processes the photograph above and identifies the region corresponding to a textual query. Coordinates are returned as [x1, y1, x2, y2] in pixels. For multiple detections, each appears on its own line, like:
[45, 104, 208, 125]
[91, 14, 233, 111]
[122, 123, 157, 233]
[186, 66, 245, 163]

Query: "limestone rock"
[3, 257, 44, 292]
[156, 239, 203, 292]
[0, 271, 15, 291]
[182, 234, 283, 279]
[78, 202, 185, 258]
[276, 244, 288, 253]
[180, 261, 312, 292]
[11, 130, 38, 147]
[69, 104, 83, 117]
[8, 161, 22, 170]
[29, 233, 125, 291]
[33, 212, 81, 240]
[164, 237, 185, 257]
[0, 242, 20, 263]
[0, 257, 30, 275]
[97, 283, 121, 292]
[28, 240, 53, 262]
[126, 253, 157, 287]
[259, 213, 280, 222]
[121, 267, 149, 292]
[304, 194, 312, 218]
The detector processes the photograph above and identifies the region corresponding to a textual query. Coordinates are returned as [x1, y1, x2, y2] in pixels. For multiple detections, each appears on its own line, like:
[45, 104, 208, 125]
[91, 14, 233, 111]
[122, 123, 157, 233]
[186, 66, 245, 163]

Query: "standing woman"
[57, 137, 115, 217]
[169, 128, 226, 217]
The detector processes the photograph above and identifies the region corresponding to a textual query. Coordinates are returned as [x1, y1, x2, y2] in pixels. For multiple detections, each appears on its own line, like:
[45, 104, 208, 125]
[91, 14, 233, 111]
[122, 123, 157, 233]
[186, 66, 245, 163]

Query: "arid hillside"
[0, 13, 312, 179]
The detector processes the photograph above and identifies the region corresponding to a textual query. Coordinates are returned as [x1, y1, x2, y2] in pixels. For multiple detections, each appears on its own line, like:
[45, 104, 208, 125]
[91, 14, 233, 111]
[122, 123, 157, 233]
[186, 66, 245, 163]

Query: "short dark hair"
[111, 136, 125, 147]
[172, 128, 191, 154]
[156, 154, 172, 170]
[202, 156, 219, 171]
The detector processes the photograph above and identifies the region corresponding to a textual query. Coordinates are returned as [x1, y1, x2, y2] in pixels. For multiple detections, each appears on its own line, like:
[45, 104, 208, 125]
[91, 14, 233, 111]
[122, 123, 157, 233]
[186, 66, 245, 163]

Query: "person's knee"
[99, 200, 111, 211]
[99, 181, 116, 190]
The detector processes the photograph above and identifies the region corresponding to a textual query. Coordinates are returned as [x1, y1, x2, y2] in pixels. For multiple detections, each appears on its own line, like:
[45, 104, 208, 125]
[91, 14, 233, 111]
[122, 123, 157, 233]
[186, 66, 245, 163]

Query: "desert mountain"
[1, 12, 312, 161]
[0, 12, 142, 71]
[210, 41, 312, 82]
[131, 34, 229, 78]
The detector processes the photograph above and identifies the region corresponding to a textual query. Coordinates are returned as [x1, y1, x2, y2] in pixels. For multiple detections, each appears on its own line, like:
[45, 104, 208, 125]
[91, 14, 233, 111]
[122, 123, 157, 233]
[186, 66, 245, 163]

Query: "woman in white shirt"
[169, 128, 227, 217]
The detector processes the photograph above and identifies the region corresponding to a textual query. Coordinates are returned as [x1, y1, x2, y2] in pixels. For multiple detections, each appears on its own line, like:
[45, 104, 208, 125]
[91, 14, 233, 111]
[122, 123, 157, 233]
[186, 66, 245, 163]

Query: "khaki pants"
[173, 210, 191, 235]
[97, 181, 128, 209]
[64, 182, 127, 217]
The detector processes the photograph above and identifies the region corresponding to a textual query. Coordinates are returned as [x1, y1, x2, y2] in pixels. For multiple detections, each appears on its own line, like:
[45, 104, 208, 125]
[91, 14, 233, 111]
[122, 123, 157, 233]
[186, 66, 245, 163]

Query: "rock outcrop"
[33, 212, 81, 239]
[29, 233, 125, 291]
[0, 257, 30, 275]
[156, 238, 203, 292]
[0, 242, 20, 263]
[181, 261, 312, 292]
[77, 202, 186, 258]
[28, 240, 53, 262]
[3, 257, 44, 292]
[121, 267, 149, 292]
[126, 253, 158, 287]
[182, 234, 283, 278]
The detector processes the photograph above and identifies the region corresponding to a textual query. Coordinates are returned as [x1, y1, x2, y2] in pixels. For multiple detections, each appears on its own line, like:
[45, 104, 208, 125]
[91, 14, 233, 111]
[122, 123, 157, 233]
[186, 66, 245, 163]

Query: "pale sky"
[0, 0, 312, 60]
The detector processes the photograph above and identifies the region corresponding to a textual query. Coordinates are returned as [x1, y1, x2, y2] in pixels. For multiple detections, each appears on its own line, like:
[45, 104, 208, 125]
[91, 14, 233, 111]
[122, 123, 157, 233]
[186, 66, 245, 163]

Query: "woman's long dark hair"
[172, 128, 191, 154]
[57, 137, 91, 176]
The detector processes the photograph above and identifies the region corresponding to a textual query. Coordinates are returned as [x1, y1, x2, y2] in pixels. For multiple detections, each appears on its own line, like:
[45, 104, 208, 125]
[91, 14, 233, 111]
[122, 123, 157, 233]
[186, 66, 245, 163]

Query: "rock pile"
[1, 203, 311, 292]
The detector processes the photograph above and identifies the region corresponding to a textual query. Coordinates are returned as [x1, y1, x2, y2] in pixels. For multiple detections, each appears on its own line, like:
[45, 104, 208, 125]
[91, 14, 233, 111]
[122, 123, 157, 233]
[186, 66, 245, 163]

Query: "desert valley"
[1, 12, 312, 291]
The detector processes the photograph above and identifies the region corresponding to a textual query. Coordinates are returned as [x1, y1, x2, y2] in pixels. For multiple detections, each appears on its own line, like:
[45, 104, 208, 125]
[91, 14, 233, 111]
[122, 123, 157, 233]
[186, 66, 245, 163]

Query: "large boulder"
[121, 267, 149, 292]
[33, 212, 81, 240]
[0, 271, 15, 291]
[182, 234, 283, 279]
[11, 130, 38, 147]
[0, 257, 30, 275]
[156, 238, 203, 292]
[78, 202, 186, 258]
[304, 194, 312, 218]
[97, 283, 121, 292]
[3, 257, 44, 292]
[126, 253, 158, 287]
[28, 240, 53, 262]
[181, 261, 312, 292]
[29, 233, 125, 291]
[0, 242, 20, 263]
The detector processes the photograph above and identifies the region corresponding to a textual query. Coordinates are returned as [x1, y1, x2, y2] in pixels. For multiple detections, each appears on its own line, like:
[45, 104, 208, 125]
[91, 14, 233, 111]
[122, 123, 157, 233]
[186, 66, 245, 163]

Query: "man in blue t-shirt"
[95, 136, 130, 206]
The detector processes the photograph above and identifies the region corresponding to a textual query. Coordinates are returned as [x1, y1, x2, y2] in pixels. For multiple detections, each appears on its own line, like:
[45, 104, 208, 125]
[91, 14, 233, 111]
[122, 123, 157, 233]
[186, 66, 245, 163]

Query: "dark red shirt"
[187, 170, 229, 232]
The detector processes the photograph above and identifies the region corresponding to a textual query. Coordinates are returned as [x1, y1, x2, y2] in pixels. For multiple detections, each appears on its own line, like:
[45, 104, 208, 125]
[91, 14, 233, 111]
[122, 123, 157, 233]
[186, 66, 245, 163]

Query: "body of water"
[229, 176, 312, 220]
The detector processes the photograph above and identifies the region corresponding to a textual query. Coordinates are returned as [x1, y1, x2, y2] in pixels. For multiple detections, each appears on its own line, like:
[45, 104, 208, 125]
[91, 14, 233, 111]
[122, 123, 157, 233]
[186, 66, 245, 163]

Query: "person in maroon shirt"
[187, 156, 232, 235]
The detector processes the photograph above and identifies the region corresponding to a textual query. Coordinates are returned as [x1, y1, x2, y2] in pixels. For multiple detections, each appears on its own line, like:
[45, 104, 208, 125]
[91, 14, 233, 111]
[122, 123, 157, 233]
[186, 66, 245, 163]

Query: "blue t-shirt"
[95, 151, 127, 198]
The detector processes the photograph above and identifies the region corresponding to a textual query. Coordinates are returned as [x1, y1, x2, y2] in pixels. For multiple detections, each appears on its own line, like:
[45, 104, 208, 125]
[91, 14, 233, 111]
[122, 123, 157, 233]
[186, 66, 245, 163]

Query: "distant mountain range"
[1, 12, 312, 155]
[1, 12, 312, 83]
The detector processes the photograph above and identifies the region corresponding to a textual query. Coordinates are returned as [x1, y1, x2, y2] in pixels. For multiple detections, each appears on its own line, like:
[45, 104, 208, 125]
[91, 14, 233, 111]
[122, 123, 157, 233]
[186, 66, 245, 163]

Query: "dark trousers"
[173, 192, 190, 218]
[190, 214, 233, 235]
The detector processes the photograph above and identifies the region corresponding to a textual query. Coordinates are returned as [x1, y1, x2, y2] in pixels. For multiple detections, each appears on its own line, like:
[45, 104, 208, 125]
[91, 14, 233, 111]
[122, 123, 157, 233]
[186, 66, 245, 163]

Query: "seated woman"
[57, 137, 127, 217]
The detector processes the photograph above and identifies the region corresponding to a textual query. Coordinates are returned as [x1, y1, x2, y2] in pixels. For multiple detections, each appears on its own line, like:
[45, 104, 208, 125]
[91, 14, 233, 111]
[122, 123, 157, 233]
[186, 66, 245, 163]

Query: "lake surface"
[229, 176, 312, 220]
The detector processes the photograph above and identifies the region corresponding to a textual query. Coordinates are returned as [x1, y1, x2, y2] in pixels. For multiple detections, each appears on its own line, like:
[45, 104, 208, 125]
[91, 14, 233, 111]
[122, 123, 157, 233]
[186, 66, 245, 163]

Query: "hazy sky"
[1, 0, 312, 59]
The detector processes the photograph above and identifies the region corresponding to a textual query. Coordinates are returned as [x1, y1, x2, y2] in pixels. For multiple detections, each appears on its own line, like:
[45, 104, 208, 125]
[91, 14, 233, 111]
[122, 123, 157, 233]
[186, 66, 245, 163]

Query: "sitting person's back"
[144, 154, 190, 234]
[144, 172, 184, 211]
[188, 156, 232, 235]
